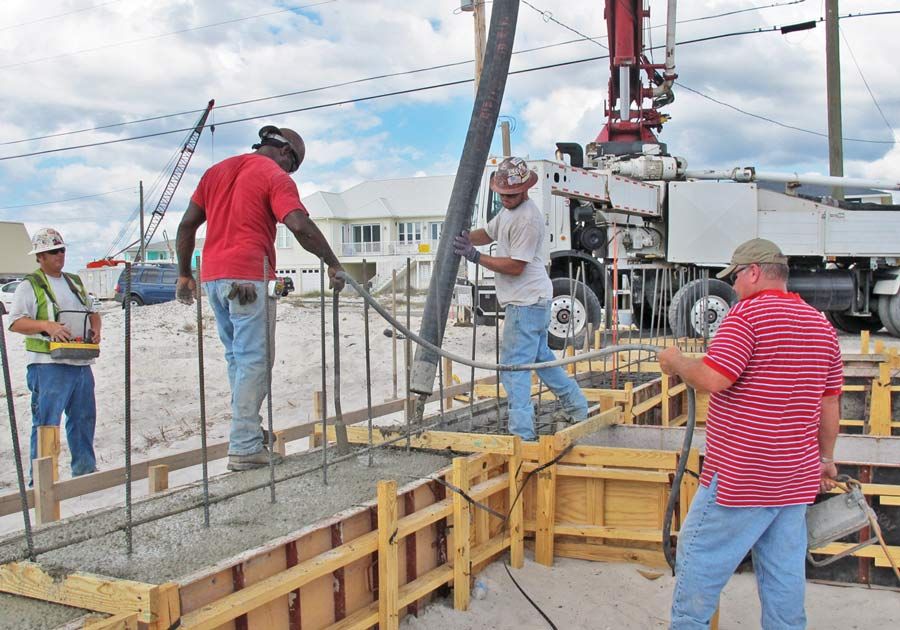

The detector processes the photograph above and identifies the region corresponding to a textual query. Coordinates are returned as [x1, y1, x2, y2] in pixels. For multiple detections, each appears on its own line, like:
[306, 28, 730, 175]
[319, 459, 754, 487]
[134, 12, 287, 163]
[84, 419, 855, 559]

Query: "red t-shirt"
[190, 154, 306, 281]
[701, 290, 843, 507]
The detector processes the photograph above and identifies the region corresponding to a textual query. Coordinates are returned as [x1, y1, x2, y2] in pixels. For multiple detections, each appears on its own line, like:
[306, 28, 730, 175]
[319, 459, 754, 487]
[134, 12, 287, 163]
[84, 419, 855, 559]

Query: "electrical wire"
[838, 26, 895, 139]
[521, 0, 607, 49]
[2, 9, 898, 163]
[0, 1, 338, 72]
[0, 0, 815, 147]
[0, 0, 123, 32]
[0, 186, 134, 210]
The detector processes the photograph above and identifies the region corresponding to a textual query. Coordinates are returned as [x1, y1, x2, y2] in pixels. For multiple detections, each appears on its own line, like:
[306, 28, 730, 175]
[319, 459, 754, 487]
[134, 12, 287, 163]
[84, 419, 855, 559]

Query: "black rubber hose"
[409, 0, 520, 396]
[663, 386, 697, 573]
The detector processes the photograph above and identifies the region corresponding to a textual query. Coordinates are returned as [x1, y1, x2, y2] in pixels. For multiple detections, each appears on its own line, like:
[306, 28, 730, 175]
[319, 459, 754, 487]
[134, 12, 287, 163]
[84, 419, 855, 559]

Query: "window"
[162, 270, 179, 284]
[276, 224, 292, 249]
[398, 222, 422, 243]
[140, 269, 162, 284]
[351, 223, 381, 244]
[486, 174, 503, 222]
[429, 222, 443, 241]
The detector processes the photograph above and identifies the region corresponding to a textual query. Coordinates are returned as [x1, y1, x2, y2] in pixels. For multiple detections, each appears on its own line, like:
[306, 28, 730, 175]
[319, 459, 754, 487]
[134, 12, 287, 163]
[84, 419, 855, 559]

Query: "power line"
[2, 12, 898, 162]
[838, 25, 895, 139]
[0, 0, 820, 147]
[0, 0, 337, 72]
[520, 0, 608, 50]
[0, 0, 124, 32]
[0, 186, 134, 210]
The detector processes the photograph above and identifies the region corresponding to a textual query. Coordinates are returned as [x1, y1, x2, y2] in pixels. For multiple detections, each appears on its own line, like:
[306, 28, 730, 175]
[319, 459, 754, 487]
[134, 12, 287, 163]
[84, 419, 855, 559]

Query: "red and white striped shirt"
[701, 290, 843, 507]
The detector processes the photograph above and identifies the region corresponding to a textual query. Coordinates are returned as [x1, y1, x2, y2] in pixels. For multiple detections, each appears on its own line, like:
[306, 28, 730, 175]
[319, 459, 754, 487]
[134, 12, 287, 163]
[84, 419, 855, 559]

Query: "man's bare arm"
[468, 228, 493, 246]
[176, 201, 206, 278]
[283, 210, 345, 290]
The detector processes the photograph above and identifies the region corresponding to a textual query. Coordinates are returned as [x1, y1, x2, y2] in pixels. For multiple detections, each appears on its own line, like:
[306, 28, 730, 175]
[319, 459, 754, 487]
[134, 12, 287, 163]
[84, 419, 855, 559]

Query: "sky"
[0, 0, 897, 271]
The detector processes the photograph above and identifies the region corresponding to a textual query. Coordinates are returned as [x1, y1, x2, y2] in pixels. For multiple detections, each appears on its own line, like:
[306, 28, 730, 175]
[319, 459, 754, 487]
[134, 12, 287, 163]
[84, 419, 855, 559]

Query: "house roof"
[304, 175, 455, 220]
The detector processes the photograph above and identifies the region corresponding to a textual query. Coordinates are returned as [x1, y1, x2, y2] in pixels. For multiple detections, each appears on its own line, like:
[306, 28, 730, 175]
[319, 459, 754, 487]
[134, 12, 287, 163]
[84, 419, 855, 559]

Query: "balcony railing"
[341, 240, 440, 257]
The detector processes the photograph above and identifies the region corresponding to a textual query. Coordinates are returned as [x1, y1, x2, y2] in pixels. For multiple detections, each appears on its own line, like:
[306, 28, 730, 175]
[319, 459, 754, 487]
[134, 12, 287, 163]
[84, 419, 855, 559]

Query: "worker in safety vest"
[8, 228, 101, 480]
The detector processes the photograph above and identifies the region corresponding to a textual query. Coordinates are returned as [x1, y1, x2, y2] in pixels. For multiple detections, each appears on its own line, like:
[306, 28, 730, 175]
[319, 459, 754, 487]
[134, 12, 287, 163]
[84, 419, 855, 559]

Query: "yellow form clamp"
[49, 341, 100, 360]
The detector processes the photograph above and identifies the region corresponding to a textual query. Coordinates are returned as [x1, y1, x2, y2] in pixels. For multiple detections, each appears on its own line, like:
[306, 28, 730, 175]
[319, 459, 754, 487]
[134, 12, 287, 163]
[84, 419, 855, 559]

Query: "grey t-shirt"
[8, 274, 96, 366]
[484, 198, 552, 307]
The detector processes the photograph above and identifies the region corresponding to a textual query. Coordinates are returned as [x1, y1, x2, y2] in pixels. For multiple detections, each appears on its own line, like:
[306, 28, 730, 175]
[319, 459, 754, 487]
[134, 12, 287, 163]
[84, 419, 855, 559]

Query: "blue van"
[114, 264, 179, 306]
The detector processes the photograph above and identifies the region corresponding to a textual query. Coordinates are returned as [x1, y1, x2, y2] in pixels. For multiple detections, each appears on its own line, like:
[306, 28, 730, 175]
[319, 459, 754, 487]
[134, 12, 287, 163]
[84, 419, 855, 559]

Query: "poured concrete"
[0, 447, 451, 584]
[0, 592, 87, 630]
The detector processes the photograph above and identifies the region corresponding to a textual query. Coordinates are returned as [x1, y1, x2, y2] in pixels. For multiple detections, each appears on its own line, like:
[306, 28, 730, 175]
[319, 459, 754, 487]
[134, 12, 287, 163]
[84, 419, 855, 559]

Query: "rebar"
[264, 257, 276, 503]
[332, 288, 350, 455]
[363, 259, 374, 467]
[494, 287, 501, 432]
[195, 266, 210, 526]
[319, 259, 328, 486]
[468, 263, 479, 420]
[405, 257, 411, 452]
[0, 301, 34, 559]
[123, 262, 133, 555]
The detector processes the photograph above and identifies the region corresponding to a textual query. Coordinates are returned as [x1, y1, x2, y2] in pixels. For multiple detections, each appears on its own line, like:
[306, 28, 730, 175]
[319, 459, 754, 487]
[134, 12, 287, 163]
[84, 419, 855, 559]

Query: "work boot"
[227, 447, 283, 471]
[261, 428, 278, 448]
[551, 409, 577, 433]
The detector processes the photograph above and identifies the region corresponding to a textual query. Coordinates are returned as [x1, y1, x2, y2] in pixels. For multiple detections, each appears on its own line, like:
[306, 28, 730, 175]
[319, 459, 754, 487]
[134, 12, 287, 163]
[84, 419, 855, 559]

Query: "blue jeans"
[27, 363, 97, 478]
[671, 474, 808, 630]
[501, 300, 588, 440]
[205, 279, 276, 456]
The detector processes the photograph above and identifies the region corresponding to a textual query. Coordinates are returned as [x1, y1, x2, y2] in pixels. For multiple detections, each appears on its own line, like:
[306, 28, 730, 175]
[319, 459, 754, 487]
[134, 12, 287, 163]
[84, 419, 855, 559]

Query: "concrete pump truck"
[462, 0, 900, 348]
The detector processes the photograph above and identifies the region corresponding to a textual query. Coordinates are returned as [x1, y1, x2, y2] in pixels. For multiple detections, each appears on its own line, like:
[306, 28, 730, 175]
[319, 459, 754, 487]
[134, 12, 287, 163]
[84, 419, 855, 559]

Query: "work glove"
[228, 282, 258, 305]
[453, 230, 481, 264]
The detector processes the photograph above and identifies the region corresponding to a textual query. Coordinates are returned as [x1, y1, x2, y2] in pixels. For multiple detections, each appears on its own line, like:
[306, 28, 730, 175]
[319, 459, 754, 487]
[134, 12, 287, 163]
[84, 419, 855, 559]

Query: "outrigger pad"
[49, 342, 100, 360]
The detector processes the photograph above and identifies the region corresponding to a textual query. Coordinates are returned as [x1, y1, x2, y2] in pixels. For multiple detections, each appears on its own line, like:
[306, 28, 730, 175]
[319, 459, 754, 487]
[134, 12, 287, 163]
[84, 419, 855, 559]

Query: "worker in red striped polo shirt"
[659, 238, 843, 630]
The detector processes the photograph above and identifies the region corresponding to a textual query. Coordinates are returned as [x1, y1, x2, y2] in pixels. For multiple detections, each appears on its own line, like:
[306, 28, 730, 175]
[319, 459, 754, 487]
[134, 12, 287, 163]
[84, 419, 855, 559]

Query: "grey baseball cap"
[716, 238, 788, 279]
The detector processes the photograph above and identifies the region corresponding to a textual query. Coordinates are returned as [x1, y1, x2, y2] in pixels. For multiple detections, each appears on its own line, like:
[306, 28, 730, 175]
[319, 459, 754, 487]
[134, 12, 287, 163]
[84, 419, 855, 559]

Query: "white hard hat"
[28, 228, 66, 255]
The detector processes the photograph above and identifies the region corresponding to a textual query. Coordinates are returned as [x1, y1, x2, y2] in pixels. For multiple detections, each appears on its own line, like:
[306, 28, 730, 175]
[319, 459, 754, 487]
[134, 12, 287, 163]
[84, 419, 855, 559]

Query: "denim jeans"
[671, 474, 808, 630]
[501, 300, 588, 440]
[27, 363, 97, 478]
[205, 279, 276, 456]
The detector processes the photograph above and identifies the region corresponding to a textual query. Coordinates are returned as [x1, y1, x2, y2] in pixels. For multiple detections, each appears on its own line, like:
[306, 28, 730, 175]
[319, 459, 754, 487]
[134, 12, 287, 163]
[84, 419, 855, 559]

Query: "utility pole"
[500, 120, 511, 156]
[825, 0, 844, 200]
[461, 1, 487, 92]
[138, 180, 145, 263]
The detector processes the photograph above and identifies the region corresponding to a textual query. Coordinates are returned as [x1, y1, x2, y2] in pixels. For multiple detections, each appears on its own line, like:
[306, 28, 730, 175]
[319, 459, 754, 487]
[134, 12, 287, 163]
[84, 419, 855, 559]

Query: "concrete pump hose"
[338, 271, 697, 569]
[338, 271, 662, 371]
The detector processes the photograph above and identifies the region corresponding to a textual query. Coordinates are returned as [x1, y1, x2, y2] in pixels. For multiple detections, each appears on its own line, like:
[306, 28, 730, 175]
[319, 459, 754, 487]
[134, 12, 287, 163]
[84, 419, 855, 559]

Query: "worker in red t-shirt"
[659, 239, 842, 629]
[176, 125, 344, 471]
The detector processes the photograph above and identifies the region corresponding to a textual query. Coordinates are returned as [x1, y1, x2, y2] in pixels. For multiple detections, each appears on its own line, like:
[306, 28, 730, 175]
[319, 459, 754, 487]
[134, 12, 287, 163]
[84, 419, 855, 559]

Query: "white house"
[275, 174, 456, 293]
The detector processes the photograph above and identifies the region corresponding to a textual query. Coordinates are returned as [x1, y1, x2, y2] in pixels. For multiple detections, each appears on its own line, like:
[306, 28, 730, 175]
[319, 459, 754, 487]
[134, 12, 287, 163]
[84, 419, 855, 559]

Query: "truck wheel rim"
[689, 295, 729, 336]
[549, 295, 586, 340]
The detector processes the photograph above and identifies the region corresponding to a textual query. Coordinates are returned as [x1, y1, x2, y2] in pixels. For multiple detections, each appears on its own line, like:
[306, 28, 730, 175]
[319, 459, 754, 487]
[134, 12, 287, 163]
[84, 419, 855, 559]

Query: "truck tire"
[668, 278, 736, 338]
[825, 311, 883, 334]
[876, 294, 900, 338]
[548, 278, 602, 350]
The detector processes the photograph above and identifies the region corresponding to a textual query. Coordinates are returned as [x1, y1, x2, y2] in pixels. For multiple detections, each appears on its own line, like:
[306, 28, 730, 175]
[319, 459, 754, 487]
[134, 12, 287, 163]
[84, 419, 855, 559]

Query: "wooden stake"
[37, 425, 60, 483]
[860, 329, 870, 354]
[377, 480, 399, 630]
[870, 360, 892, 436]
[33, 456, 59, 524]
[443, 356, 454, 410]
[452, 457, 471, 611]
[273, 430, 288, 457]
[148, 465, 169, 495]
[535, 436, 557, 566]
[508, 438, 524, 569]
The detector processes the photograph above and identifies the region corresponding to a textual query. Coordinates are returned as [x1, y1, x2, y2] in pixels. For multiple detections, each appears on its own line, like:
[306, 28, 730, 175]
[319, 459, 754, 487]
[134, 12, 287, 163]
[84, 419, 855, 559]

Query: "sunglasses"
[45, 248, 66, 256]
[728, 265, 750, 283]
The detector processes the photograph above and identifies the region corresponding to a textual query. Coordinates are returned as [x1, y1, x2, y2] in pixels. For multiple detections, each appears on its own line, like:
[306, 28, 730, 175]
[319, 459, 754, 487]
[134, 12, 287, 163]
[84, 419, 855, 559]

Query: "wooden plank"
[83, 612, 139, 630]
[535, 436, 557, 566]
[553, 408, 622, 450]
[33, 456, 59, 525]
[632, 394, 662, 417]
[399, 564, 453, 608]
[377, 481, 399, 630]
[508, 438, 524, 569]
[880, 496, 900, 506]
[243, 549, 290, 630]
[521, 464, 671, 483]
[548, 541, 668, 569]
[396, 500, 452, 540]
[148, 465, 169, 495]
[451, 457, 471, 611]
[521, 444, 678, 470]
[416, 431, 515, 455]
[470, 535, 511, 566]
[179, 532, 378, 629]
[810, 542, 900, 567]
[524, 521, 666, 541]
[0, 562, 159, 625]
[37, 425, 60, 482]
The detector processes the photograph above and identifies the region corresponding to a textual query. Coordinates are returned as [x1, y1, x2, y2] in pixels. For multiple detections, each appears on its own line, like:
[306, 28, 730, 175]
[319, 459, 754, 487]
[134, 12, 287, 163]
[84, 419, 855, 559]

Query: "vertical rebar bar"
[405, 257, 412, 452]
[391, 270, 398, 400]
[123, 262, 133, 555]
[264, 257, 276, 503]
[0, 302, 34, 559]
[332, 289, 349, 455]
[363, 260, 374, 467]
[194, 266, 210, 526]
[494, 293, 501, 432]
[468, 263, 479, 422]
[319, 259, 328, 485]
[435, 259, 445, 420]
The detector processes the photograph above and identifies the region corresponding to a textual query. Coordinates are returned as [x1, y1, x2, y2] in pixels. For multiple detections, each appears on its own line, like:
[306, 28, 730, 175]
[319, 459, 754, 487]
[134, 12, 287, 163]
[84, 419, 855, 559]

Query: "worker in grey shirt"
[8, 228, 100, 480]
[454, 157, 588, 440]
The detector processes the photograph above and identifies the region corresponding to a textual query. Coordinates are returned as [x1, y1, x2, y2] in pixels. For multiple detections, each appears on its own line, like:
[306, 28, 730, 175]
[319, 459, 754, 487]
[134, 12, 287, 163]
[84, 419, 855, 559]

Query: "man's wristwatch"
[819, 456, 835, 464]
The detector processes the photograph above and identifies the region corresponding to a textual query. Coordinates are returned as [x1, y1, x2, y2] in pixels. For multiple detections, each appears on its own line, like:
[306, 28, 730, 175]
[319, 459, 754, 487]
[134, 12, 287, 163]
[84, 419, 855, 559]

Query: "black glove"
[453, 230, 481, 263]
[227, 282, 258, 305]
